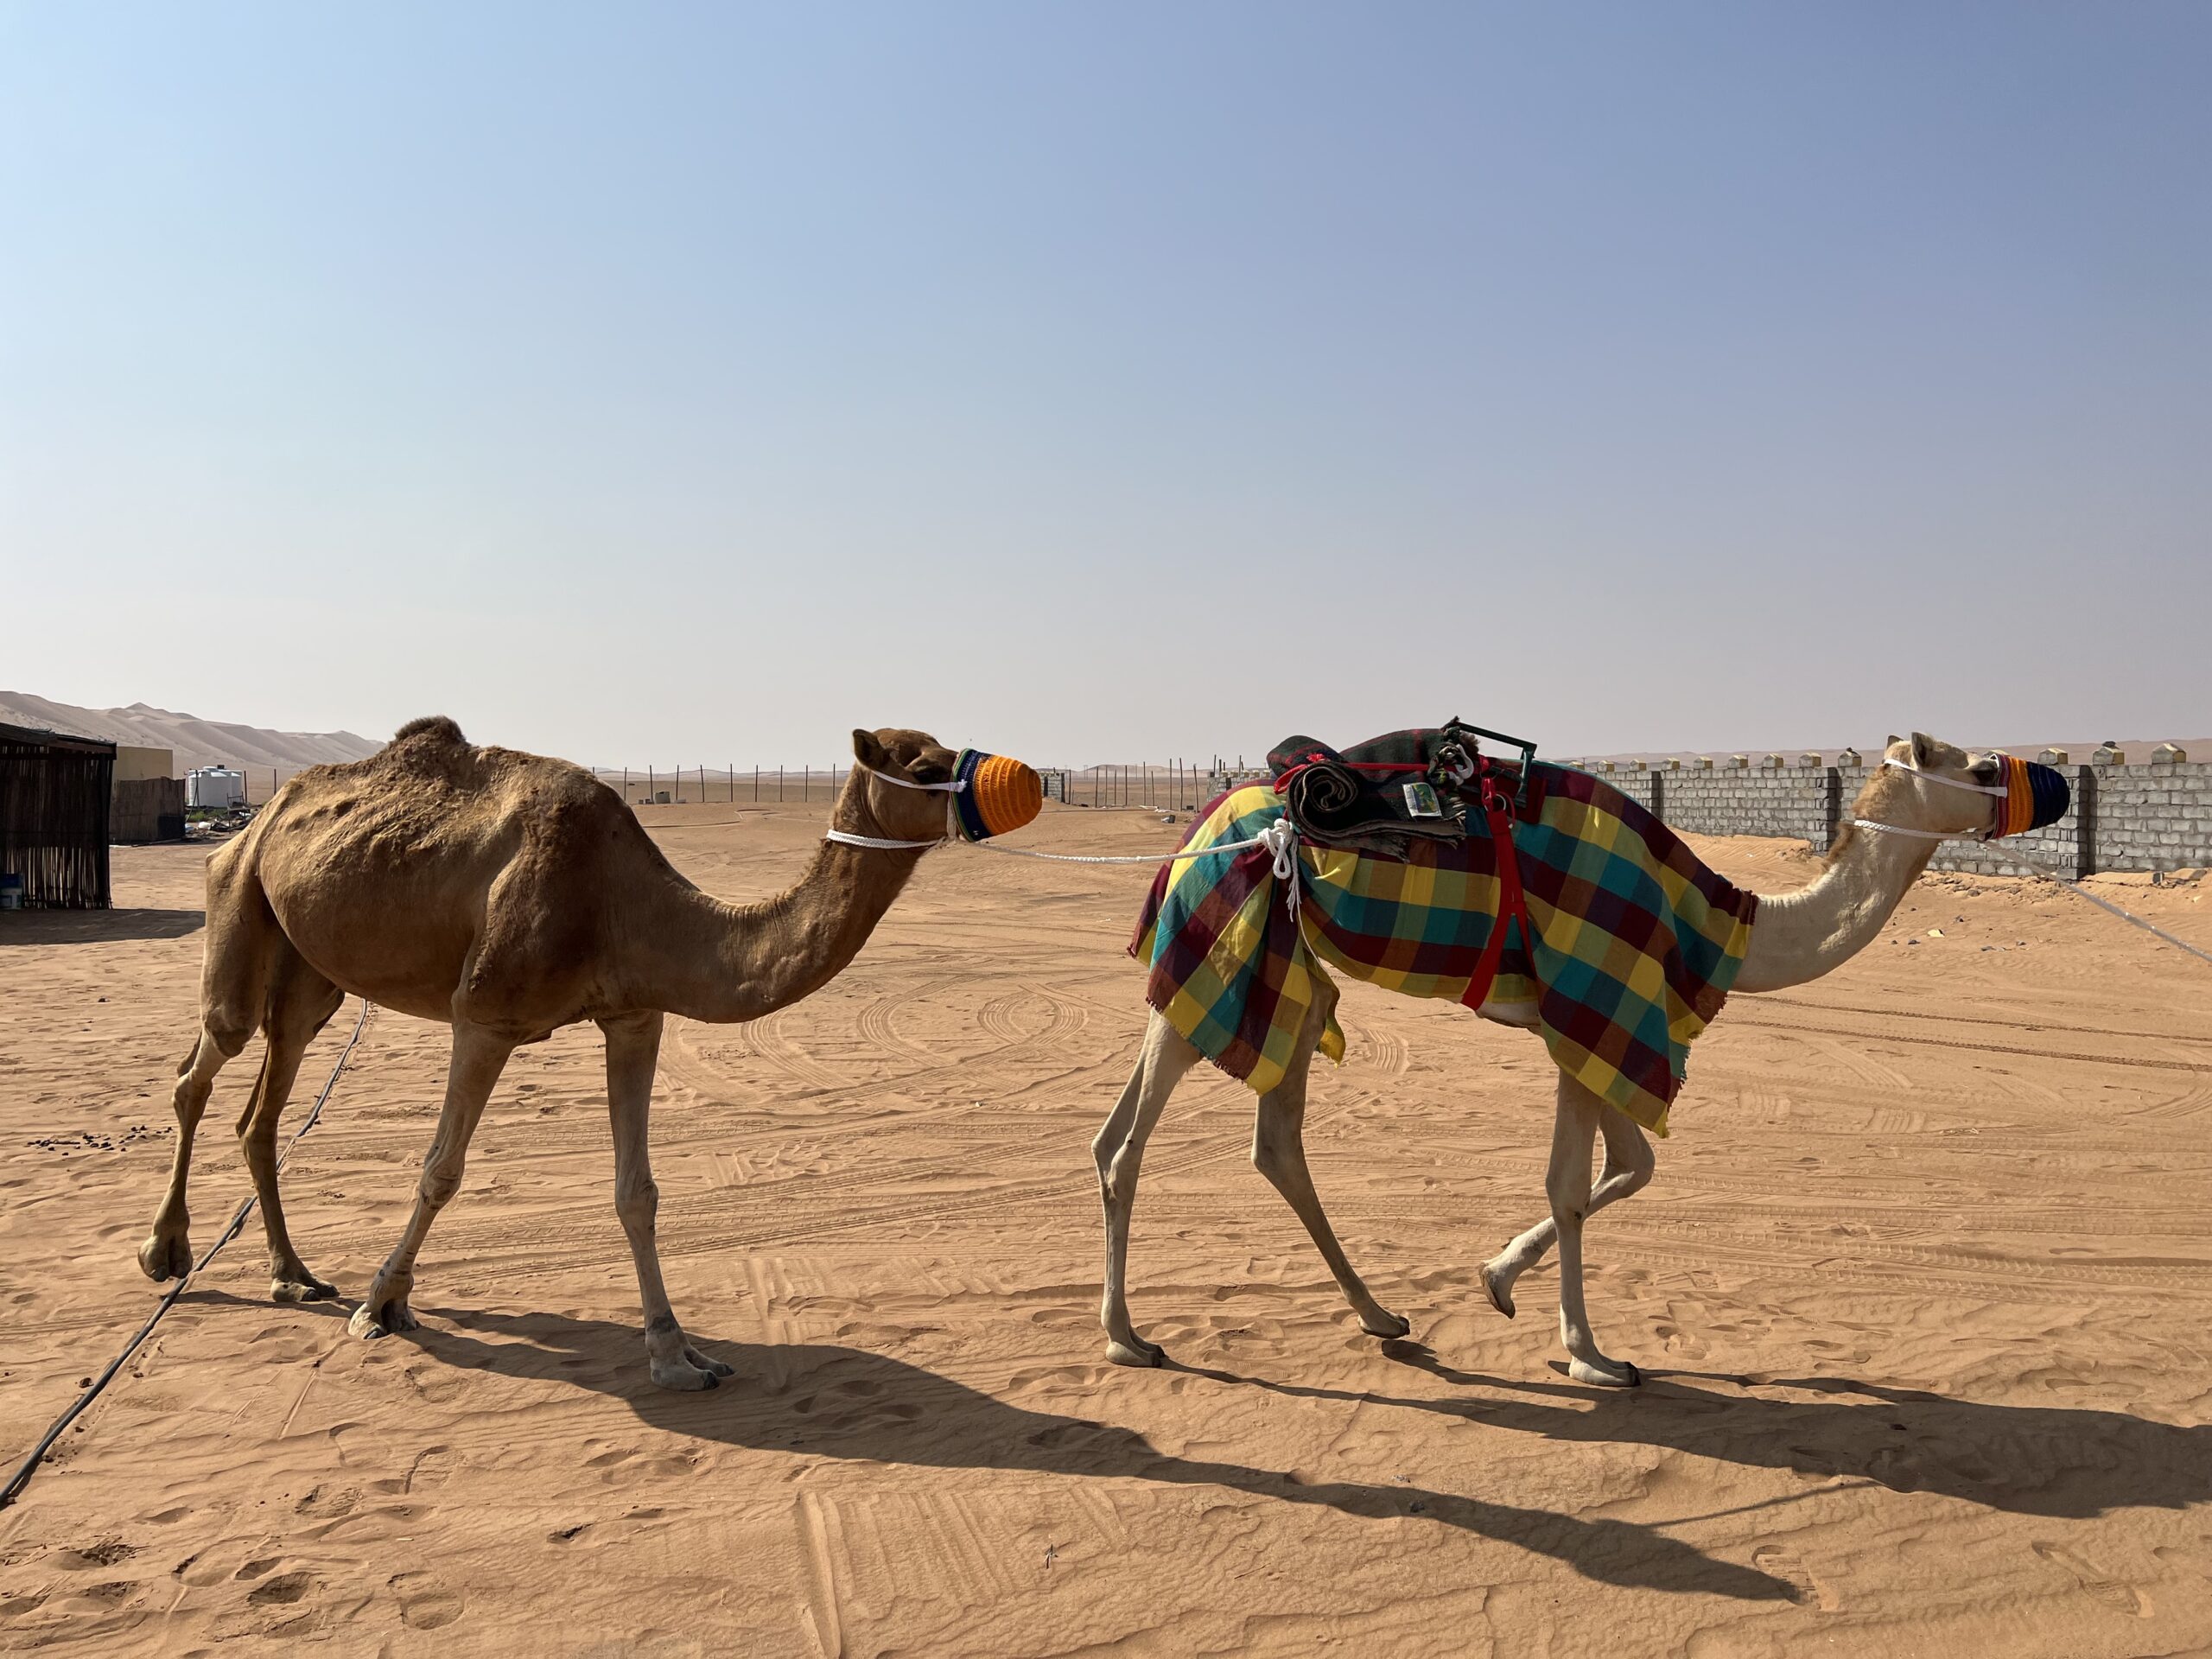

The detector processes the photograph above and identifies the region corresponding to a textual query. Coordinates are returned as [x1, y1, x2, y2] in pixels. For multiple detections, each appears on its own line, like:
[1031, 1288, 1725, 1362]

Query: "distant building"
[112, 747, 185, 844]
[0, 721, 115, 909]
[187, 768, 247, 811]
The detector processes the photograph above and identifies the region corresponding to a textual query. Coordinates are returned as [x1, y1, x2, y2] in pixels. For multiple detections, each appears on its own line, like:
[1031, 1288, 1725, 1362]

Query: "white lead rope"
[963, 818, 1298, 873]
[1853, 817, 2212, 967]
[824, 811, 1306, 911]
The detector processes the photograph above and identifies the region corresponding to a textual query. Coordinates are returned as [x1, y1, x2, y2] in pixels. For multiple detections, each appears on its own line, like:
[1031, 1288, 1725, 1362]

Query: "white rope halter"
[822, 765, 965, 850]
[1848, 756, 2005, 842]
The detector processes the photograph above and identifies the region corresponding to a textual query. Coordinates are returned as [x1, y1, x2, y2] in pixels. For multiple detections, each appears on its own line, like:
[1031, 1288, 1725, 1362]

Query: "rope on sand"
[0, 999, 374, 1510]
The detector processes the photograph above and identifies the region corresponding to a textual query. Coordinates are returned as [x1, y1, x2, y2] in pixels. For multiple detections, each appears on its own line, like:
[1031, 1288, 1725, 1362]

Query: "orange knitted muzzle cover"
[951, 750, 1044, 842]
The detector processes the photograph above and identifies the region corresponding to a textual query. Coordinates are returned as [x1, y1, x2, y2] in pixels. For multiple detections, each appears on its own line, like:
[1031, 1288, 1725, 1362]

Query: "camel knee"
[1545, 1173, 1586, 1224]
[615, 1177, 658, 1235]
[1101, 1149, 1144, 1208]
[418, 1164, 464, 1207]
[1250, 1130, 1293, 1189]
[199, 1021, 252, 1064]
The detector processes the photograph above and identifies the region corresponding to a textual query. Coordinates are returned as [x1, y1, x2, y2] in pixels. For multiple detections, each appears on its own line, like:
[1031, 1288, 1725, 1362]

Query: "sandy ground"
[3, 802, 2210, 1656]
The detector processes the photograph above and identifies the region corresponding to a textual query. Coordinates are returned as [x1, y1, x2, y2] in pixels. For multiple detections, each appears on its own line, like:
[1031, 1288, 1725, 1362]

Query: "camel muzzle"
[950, 750, 1045, 842]
[1993, 756, 2070, 837]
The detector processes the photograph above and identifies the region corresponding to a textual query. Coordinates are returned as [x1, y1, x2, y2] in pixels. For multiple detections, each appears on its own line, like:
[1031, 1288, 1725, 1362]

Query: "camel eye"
[1970, 756, 2001, 785]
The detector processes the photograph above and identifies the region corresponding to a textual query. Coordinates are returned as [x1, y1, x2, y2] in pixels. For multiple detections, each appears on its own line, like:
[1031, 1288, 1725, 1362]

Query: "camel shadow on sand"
[0, 906, 203, 946]
[1211, 1338, 2212, 1522]
[391, 1305, 1796, 1603]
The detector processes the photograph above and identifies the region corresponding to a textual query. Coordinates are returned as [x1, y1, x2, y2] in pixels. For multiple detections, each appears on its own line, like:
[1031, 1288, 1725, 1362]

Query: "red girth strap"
[1460, 764, 1528, 1014]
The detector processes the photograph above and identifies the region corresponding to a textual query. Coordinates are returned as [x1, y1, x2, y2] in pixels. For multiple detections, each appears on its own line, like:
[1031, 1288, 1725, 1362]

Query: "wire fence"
[226, 758, 1273, 813]
[583, 760, 1267, 811]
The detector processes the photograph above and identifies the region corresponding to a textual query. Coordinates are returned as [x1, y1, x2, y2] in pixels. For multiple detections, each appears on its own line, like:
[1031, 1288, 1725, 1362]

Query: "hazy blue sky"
[4, 3, 2206, 769]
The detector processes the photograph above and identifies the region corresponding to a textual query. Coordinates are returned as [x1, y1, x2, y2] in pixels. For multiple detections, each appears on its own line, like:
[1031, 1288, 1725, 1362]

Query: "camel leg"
[1481, 1103, 1653, 1319]
[1544, 1073, 1640, 1387]
[1093, 1009, 1202, 1367]
[349, 1021, 513, 1340]
[601, 1011, 732, 1391]
[139, 866, 276, 1281]
[138, 1021, 250, 1280]
[1251, 991, 1408, 1338]
[236, 955, 346, 1302]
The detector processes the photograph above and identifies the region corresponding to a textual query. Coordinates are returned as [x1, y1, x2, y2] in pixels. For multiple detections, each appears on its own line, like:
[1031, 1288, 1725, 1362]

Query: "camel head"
[1848, 733, 2003, 840]
[1852, 731, 2069, 844]
[849, 728, 967, 843]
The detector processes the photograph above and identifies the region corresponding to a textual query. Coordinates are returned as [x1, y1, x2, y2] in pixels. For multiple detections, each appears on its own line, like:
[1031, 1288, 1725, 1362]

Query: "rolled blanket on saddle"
[1130, 762, 1758, 1135]
[1267, 725, 1486, 860]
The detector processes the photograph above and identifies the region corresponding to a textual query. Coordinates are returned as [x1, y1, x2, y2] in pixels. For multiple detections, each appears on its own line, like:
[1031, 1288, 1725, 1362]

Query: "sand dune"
[0, 692, 379, 773]
[3, 804, 2209, 1654]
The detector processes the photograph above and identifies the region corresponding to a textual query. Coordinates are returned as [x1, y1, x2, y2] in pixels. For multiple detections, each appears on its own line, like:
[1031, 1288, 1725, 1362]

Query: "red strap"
[1460, 776, 1529, 1012]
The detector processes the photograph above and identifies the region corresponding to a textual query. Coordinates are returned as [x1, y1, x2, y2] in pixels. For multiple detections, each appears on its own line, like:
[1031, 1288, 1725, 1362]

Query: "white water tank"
[187, 768, 246, 810]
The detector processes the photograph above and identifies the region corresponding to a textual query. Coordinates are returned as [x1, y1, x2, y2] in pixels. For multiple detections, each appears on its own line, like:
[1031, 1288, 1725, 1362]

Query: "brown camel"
[140, 718, 966, 1389]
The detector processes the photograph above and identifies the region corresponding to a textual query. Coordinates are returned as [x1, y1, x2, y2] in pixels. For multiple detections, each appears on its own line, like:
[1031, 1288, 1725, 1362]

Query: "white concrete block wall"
[1582, 758, 2211, 876]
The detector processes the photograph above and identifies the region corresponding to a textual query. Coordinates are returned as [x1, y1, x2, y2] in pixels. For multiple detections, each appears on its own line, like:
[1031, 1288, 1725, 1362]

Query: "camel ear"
[1910, 731, 1937, 768]
[852, 728, 892, 771]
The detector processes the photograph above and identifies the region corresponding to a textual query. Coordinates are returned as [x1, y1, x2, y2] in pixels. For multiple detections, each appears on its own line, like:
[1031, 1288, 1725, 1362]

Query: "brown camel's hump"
[391, 715, 468, 747]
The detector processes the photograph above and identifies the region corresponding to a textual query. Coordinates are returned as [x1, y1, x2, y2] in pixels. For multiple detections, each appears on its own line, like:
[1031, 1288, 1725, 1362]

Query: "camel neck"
[1732, 817, 1935, 993]
[628, 807, 928, 1026]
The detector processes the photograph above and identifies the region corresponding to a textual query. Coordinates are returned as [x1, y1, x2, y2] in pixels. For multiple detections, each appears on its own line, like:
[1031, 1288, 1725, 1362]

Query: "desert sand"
[3, 800, 2209, 1656]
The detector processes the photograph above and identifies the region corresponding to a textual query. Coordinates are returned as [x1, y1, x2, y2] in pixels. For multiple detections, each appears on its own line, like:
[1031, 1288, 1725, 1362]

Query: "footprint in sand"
[1751, 1544, 1838, 1611]
[390, 1569, 465, 1630]
[57, 1540, 137, 1570]
[2152, 1540, 2212, 1581]
[245, 1569, 315, 1607]
[2032, 1541, 2149, 1616]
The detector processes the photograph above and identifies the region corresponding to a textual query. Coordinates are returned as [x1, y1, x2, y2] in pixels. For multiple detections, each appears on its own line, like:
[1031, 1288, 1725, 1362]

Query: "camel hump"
[391, 715, 468, 747]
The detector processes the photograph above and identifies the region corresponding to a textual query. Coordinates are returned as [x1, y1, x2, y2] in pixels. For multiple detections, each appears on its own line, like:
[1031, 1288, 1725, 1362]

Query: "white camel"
[1095, 733, 2010, 1386]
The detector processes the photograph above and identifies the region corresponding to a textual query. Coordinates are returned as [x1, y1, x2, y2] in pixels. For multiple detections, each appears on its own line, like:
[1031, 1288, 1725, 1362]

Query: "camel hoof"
[1105, 1338, 1165, 1369]
[1479, 1264, 1516, 1320]
[683, 1346, 735, 1379]
[1361, 1309, 1412, 1339]
[651, 1358, 722, 1391]
[349, 1299, 417, 1340]
[137, 1231, 193, 1282]
[1567, 1356, 1641, 1389]
[270, 1274, 339, 1304]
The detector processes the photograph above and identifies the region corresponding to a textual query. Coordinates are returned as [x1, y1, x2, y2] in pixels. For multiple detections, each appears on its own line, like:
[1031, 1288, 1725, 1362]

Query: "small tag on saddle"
[1401, 781, 1444, 817]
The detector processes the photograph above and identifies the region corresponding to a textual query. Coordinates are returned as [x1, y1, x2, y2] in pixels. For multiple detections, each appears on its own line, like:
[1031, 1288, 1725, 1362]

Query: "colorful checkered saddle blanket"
[1130, 761, 1758, 1135]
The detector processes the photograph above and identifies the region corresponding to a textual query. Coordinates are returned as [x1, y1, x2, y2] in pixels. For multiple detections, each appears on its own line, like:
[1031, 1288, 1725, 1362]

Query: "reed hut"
[0, 721, 115, 909]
